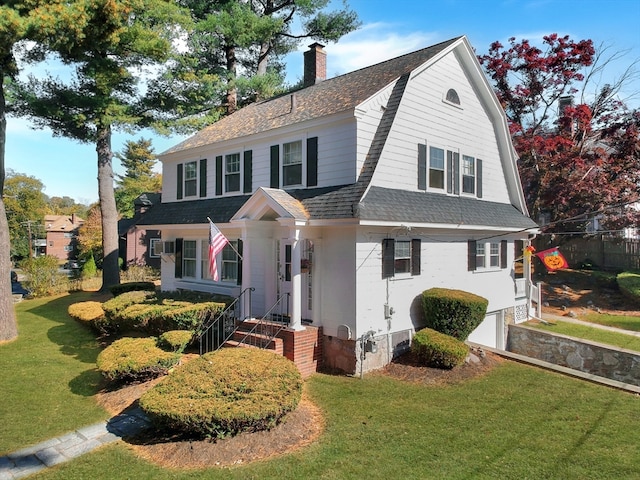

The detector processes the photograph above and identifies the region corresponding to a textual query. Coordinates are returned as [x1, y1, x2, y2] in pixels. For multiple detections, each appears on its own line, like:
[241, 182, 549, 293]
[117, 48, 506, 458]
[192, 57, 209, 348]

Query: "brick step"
[227, 330, 284, 355]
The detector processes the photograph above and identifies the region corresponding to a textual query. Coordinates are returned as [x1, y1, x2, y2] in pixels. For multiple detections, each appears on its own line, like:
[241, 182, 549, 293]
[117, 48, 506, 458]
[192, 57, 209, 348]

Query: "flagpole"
[207, 217, 243, 260]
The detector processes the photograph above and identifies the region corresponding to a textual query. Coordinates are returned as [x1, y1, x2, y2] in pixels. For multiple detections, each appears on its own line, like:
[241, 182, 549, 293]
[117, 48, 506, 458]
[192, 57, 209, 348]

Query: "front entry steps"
[221, 318, 322, 378]
[225, 318, 284, 355]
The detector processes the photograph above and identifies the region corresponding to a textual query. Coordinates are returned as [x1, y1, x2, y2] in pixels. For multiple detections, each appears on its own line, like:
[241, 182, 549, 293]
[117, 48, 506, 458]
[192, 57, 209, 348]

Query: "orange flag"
[535, 247, 568, 271]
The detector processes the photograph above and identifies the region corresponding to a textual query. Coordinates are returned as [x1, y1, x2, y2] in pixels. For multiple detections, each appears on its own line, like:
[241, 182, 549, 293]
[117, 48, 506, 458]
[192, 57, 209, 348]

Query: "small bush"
[617, 271, 640, 304]
[82, 255, 98, 278]
[19, 256, 69, 297]
[158, 330, 193, 353]
[412, 328, 469, 369]
[139, 348, 302, 439]
[68, 301, 107, 332]
[96, 337, 180, 383]
[110, 281, 156, 297]
[421, 288, 488, 341]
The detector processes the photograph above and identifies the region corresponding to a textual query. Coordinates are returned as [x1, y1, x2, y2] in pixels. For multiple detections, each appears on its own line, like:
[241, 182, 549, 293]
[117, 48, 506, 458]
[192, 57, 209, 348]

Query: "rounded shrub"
[421, 288, 488, 341]
[412, 327, 469, 369]
[158, 330, 193, 353]
[68, 301, 107, 333]
[96, 337, 180, 383]
[139, 348, 303, 439]
[617, 271, 640, 304]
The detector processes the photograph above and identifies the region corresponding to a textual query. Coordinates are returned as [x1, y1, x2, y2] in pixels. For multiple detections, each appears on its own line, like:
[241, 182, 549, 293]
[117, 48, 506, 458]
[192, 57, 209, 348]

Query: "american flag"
[208, 221, 229, 281]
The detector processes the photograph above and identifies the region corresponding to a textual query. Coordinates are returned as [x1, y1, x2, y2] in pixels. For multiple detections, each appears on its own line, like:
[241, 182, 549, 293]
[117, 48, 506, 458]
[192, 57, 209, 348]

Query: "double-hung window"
[429, 147, 445, 189]
[283, 141, 303, 186]
[184, 161, 198, 197]
[468, 240, 508, 271]
[225, 153, 240, 192]
[462, 155, 475, 194]
[149, 238, 161, 258]
[182, 240, 197, 278]
[382, 238, 421, 278]
[221, 241, 238, 282]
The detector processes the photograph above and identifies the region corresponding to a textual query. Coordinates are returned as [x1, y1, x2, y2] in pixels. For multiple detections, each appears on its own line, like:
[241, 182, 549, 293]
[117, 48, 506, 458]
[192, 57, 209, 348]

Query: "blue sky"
[5, 0, 640, 205]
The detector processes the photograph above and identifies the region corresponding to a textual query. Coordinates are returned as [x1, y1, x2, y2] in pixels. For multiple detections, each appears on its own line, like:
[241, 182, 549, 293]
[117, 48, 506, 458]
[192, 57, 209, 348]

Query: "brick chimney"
[303, 42, 326, 87]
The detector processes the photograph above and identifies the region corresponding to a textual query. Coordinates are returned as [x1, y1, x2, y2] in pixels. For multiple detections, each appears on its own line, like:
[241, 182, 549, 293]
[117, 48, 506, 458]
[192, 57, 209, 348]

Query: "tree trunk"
[225, 44, 237, 115]
[257, 41, 270, 76]
[96, 122, 120, 292]
[0, 81, 18, 341]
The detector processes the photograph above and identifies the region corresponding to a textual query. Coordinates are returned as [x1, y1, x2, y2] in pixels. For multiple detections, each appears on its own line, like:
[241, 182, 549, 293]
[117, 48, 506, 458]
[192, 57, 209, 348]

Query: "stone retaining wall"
[507, 324, 640, 386]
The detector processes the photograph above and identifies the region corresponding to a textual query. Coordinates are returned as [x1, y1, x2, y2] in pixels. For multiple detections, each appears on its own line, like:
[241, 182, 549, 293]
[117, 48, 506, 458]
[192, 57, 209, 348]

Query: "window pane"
[222, 242, 238, 282]
[429, 147, 445, 189]
[490, 243, 500, 267]
[394, 240, 411, 273]
[201, 241, 211, 280]
[462, 155, 475, 194]
[476, 242, 486, 268]
[283, 164, 302, 186]
[283, 141, 302, 165]
[184, 161, 198, 197]
[183, 240, 197, 278]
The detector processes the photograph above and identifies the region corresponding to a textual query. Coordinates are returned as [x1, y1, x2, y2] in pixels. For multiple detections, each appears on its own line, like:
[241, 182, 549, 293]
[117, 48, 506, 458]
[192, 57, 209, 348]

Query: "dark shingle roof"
[137, 185, 536, 231]
[357, 187, 538, 229]
[163, 37, 461, 155]
[136, 196, 251, 226]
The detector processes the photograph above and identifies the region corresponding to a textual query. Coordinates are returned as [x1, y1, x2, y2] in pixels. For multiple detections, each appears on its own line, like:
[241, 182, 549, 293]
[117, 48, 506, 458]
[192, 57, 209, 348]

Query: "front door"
[276, 239, 313, 322]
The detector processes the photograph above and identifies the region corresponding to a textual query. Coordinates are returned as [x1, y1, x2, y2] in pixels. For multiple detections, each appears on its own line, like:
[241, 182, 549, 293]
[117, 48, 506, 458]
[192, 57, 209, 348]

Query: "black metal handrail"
[198, 287, 254, 354]
[234, 293, 290, 350]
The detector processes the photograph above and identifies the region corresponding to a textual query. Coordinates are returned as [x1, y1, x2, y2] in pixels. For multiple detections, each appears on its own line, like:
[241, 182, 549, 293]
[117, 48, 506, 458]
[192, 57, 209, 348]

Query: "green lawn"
[2, 293, 639, 479]
[580, 312, 640, 332]
[530, 320, 640, 352]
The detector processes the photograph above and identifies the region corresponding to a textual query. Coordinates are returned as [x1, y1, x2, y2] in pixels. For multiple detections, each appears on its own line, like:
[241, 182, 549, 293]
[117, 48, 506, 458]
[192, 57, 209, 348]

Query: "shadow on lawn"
[26, 292, 108, 397]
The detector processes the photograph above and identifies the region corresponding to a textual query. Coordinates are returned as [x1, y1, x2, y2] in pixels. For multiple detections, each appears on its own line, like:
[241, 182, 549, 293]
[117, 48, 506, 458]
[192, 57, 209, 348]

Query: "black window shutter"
[500, 240, 508, 269]
[468, 240, 477, 271]
[236, 239, 243, 285]
[307, 137, 318, 187]
[174, 238, 183, 278]
[199, 158, 207, 197]
[411, 239, 421, 275]
[215, 156, 223, 196]
[382, 238, 395, 279]
[453, 152, 460, 195]
[476, 159, 483, 198]
[177, 163, 183, 200]
[446, 151, 453, 193]
[243, 150, 252, 193]
[270, 145, 279, 188]
[417, 144, 427, 190]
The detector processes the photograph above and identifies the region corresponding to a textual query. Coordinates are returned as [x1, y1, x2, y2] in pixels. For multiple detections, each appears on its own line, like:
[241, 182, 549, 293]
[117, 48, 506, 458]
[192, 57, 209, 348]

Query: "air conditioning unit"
[153, 240, 175, 255]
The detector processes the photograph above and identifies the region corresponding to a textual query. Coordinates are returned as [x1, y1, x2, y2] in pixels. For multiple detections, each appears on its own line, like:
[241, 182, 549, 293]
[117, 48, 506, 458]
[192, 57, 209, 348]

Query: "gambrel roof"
[162, 37, 460, 155]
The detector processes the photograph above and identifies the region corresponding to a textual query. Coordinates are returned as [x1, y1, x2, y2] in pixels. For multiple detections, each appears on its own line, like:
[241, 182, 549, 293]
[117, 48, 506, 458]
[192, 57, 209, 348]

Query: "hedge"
[139, 348, 302, 439]
[421, 288, 488, 341]
[412, 327, 469, 369]
[96, 337, 180, 382]
[617, 271, 640, 304]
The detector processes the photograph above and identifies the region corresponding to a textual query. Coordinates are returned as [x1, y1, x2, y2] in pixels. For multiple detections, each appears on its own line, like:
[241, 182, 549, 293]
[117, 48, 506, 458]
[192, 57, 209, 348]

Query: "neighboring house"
[118, 193, 162, 270]
[138, 36, 539, 376]
[44, 214, 84, 262]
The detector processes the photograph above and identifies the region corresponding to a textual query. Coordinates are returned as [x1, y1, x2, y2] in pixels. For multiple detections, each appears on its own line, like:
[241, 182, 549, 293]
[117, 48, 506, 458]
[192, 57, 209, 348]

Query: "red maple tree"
[479, 34, 640, 234]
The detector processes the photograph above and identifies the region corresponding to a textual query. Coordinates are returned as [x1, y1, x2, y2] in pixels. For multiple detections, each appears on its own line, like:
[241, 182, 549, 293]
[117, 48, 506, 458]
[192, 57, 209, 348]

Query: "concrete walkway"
[0, 407, 150, 480]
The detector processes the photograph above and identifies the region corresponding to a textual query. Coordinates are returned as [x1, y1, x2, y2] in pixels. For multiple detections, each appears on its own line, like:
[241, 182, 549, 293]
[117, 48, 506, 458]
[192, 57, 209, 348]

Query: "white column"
[240, 233, 252, 319]
[289, 227, 304, 331]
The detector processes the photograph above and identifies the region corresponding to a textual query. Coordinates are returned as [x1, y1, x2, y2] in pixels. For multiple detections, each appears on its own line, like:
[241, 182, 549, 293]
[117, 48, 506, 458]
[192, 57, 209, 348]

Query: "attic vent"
[445, 88, 460, 105]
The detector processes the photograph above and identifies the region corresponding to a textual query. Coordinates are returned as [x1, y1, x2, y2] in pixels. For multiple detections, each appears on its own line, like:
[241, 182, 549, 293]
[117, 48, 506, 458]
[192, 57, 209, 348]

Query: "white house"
[138, 36, 539, 376]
